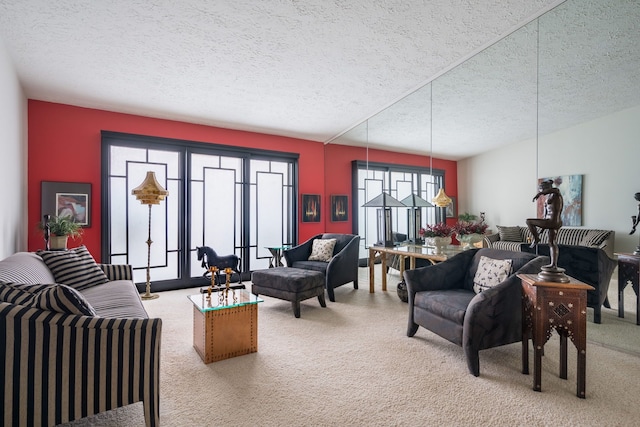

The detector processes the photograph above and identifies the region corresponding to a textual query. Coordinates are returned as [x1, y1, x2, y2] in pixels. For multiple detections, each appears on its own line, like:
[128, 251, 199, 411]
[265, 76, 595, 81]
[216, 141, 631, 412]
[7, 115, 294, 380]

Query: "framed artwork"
[331, 195, 349, 222]
[537, 175, 583, 226]
[446, 196, 456, 218]
[301, 194, 321, 222]
[41, 181, 91, 227]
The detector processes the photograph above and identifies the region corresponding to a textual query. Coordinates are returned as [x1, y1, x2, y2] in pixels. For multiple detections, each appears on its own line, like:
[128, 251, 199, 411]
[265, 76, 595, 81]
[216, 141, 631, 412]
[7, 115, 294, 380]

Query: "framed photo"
[331, 195, 349, 222]
[446, 196, 456, 218]
[301, 194, 321, 223]
[41, 181, 91, 227]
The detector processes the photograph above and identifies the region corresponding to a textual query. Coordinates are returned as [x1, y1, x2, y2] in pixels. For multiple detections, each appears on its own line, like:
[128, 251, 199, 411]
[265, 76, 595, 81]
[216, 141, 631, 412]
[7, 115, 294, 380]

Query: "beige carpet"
[63, 266, 640, 426]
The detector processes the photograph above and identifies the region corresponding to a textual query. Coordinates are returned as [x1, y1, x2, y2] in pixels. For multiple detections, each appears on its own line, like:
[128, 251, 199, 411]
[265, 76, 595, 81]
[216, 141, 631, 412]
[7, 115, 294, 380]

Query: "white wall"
[459, 104, 640, 254]
[0, 37, 27, 258]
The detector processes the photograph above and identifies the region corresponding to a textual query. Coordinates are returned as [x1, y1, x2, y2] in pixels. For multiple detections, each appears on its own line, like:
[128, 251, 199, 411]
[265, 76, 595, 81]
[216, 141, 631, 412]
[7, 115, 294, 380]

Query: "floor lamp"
[132, 171, 169, 300]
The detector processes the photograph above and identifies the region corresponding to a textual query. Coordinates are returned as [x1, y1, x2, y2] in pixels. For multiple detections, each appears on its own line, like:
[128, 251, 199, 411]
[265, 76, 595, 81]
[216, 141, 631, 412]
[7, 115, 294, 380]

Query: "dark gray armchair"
[403, 248, 548, 377]
[284, 233, 360, 302]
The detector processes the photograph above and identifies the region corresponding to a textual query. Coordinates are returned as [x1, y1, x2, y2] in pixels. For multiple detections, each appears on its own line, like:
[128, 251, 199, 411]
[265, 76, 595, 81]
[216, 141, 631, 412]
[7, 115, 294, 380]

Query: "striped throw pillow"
[0, 281, 51, 304]
[0, 281, 95, 316]
[38, 245, 109, 291]
[580, 230, 611, 247]
[26, 284, 96, 316]
[497, 226, 522, 242]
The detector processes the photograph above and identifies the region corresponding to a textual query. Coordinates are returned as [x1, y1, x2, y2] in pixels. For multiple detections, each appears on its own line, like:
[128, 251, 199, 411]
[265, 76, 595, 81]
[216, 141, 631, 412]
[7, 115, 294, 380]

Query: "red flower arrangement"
[453, 221, 489, 235]
[419, 222, 454, 238]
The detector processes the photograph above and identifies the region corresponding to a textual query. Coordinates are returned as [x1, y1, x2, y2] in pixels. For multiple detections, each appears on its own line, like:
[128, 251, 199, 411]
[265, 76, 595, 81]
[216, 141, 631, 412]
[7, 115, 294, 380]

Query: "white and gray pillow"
[473, 256, 513, 294]
[0, 281, 96, 316]
[308, 238, 337, 262]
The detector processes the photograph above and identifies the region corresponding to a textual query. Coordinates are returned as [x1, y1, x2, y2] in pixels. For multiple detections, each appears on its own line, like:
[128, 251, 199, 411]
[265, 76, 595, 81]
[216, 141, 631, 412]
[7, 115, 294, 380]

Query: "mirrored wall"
[330, 0, 640, 350]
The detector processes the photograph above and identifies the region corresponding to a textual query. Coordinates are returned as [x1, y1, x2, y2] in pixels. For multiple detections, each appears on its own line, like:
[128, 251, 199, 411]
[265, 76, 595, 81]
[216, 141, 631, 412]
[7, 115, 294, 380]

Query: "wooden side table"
[615, 253, 640, 325]
[519, 274, 594, 398]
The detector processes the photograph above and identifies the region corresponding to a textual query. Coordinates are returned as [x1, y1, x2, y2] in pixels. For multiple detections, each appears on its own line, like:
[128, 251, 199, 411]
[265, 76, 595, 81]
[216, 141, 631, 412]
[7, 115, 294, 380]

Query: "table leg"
[577, 346, 587, 398]
[618, 267, 626, 319]
[559, 332, 568, 380]
[522, 336, 529, 375]
[381, 253, 387, 292]
[533, 345, 543, 392]
[369, 249, 375, 293]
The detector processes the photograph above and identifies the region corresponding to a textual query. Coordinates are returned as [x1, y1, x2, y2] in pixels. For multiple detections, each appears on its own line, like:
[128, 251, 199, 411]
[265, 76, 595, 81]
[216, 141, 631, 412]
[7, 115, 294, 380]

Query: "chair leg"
[326, 286, 336, 302]
[317, 293, 327, 307]
[353, 279, 358, 290]
[292, 300, 301, 318]
[466, 351, 480, 377]
[593, 305, 601, 324]
[407, 322, 418, 337]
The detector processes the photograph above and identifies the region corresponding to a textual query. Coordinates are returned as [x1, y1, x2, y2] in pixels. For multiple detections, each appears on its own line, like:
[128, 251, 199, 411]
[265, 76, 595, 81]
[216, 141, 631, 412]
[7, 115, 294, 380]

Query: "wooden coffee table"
[188, 289, 263, 363]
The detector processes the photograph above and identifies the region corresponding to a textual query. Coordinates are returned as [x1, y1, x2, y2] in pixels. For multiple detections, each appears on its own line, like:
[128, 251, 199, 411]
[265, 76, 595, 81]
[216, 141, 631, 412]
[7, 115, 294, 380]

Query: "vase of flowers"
[453, 220, 489, 250]
[420, 223, 453, 254]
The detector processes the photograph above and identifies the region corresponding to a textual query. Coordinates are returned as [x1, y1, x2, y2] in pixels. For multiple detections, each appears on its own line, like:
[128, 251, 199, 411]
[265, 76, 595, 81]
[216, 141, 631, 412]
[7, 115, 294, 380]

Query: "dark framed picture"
[331, 195, 349, 222]
[41, 181, 91, 227]
[446, 196, 456, 218]
[301, 194, 321, 223]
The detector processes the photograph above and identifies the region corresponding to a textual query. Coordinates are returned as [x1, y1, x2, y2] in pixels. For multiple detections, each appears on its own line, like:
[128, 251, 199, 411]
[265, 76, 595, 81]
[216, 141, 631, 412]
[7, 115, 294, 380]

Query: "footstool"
[251, 267, 326, 318]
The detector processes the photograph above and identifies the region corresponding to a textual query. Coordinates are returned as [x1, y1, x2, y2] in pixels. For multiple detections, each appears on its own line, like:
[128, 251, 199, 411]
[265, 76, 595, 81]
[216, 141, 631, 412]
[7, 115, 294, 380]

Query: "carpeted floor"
[63, 265, 639, 426]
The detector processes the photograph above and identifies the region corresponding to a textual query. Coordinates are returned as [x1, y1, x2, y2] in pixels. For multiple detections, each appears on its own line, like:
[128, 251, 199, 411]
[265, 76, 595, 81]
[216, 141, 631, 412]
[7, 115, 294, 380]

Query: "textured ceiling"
[0, 0, 563, 157]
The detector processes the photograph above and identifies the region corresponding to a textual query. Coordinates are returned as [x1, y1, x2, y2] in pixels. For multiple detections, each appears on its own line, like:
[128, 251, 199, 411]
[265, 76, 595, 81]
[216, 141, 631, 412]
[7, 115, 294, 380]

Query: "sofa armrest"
[0, 303, 161, 427]
[483, 233, 500, 247]
[283, 234, 321, 265]
[326, 235, 360, 287]
[404, 250, 476, 295]
[99, 263, 134, 281]
[463, 255, 548, 351]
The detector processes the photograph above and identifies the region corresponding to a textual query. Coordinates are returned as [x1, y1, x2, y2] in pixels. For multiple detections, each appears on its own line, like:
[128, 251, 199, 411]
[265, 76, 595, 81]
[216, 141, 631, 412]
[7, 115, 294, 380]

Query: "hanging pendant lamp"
[432, 188, 452, 208]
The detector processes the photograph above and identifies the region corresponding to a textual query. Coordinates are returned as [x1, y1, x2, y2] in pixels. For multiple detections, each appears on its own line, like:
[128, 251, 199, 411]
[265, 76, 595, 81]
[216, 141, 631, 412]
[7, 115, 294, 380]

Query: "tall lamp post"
[131, 171, 169, 300]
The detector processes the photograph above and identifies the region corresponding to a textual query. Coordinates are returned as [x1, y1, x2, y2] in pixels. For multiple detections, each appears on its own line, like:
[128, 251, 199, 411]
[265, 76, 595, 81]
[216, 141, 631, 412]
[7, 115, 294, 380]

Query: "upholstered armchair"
[403, 248, 548, 377]
[284, 233, 360, 302]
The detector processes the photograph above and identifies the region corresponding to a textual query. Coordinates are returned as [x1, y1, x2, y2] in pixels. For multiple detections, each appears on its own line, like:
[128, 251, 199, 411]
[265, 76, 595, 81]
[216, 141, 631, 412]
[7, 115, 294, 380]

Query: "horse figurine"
[196, 246, 242, 284]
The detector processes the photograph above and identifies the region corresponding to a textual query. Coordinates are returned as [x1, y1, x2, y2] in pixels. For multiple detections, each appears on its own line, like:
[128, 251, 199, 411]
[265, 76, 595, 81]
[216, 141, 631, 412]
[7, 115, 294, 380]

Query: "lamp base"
[141, 292, 159, 300]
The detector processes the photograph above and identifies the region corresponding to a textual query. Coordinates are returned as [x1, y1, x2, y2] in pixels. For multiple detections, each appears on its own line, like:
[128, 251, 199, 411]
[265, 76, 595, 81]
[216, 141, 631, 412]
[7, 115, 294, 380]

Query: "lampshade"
[432, 188, 452, 207]
[132, 171, 169, 205]
[362, 192, 405, 208]
[401, 194, 434, 208]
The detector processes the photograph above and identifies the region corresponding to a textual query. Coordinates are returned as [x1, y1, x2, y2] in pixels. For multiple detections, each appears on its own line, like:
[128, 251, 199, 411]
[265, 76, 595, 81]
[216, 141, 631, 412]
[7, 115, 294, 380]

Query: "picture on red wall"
[331, 195, 348, 222]
[302, 194, 321, 222]
[41, 181, 91, 227]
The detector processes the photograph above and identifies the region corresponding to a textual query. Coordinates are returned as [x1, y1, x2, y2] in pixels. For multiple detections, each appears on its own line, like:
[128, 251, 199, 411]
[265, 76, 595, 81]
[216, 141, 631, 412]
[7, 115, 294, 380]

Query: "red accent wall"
[27, 100, 457, 259]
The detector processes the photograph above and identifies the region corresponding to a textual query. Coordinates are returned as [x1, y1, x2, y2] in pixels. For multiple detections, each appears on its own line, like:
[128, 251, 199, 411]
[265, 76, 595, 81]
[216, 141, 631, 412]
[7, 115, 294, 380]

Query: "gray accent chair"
[284, 233, 360, 302]
[403, 248, 548, 377]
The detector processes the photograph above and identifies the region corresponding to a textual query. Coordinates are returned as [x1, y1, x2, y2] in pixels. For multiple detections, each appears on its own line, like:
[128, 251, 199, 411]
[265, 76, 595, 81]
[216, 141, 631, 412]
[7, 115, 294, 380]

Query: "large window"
[352, 160, 445, 257]
[102, 132, 297, 292]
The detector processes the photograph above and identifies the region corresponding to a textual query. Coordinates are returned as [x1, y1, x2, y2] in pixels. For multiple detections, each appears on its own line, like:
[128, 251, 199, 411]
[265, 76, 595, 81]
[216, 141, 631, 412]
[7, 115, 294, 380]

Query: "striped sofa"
[484, 226, 615, 258]
[0, 252, 161, 427]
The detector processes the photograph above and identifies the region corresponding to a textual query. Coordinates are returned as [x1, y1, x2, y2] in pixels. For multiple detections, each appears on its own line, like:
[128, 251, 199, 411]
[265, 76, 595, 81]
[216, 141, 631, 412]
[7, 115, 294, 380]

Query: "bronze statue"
[526, 179, 568, 282]
[629, 192, 640, 255]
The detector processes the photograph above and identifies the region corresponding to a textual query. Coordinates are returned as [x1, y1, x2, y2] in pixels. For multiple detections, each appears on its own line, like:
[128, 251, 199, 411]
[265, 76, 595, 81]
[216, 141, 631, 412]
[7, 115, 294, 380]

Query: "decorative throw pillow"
[308, 238, 337, 262]
[0, 281, 96, 316]
[497, 226, 522, 242]
[473, 256, 513, 294]
[580, 230, 611, 247]
[26, 284, 97, 316]
[0, 281, 50, 304]
[38, 245, 109, 291]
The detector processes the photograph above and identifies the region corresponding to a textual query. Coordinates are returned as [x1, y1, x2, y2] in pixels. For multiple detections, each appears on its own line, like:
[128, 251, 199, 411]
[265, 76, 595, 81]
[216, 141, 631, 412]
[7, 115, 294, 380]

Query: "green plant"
[40, 215, 83, 238]
[457, 212, 478, 223]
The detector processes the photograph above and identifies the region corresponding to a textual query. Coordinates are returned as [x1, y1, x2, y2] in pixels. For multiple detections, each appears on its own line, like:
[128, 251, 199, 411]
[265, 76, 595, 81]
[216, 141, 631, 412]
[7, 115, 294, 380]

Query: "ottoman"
[251, 267, 326, 318]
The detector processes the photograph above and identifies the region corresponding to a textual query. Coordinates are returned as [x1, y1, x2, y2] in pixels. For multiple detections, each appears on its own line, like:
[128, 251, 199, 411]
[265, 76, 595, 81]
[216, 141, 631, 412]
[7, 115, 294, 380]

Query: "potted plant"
[40, 215, 83, 250]
[419, 223, 454, 253]
[453, 220, 489, 249]
[457, 212, 478, 223]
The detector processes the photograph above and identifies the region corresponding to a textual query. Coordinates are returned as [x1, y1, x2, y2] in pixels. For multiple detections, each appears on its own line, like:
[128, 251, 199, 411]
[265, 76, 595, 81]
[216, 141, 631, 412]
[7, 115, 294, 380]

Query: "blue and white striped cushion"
[37, 245, 108, 290]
